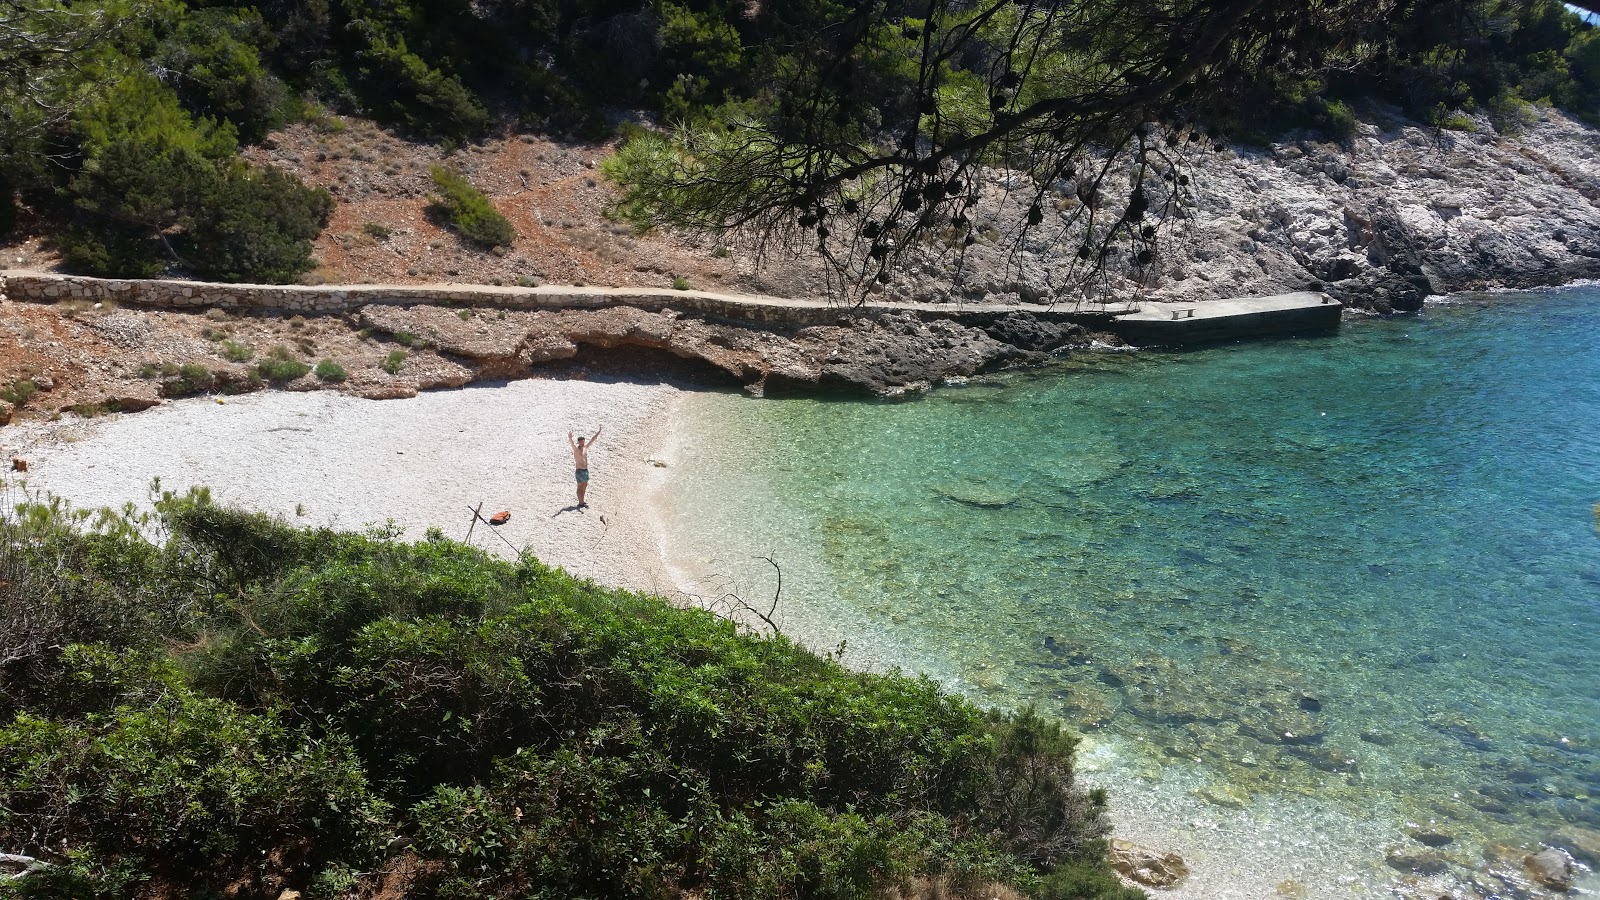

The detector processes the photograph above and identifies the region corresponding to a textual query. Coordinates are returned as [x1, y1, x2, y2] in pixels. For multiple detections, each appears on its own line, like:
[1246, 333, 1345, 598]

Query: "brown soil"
[0, 115, 829, 300]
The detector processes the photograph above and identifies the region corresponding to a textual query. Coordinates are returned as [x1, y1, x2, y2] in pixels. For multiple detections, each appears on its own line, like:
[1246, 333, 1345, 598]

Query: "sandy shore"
[0, 378, 688, 595]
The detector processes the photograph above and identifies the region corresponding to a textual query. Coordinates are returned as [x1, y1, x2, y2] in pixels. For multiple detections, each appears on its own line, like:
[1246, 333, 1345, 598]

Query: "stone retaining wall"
[0, 271, 828, 321]
[0, 271, 1101, 328]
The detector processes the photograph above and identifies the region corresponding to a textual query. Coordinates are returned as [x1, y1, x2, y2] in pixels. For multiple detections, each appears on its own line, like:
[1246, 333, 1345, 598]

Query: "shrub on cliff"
[62, 72, 329, 284]
[427, 165, 515, 249]
[0, 495, 1139, 900]
[179, 162, 333, 284]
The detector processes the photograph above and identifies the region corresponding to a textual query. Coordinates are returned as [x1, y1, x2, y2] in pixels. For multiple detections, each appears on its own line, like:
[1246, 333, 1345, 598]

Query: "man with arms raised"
[568, 426, 602, 508]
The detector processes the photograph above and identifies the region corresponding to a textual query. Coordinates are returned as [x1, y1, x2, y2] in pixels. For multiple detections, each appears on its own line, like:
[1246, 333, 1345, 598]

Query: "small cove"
[659, 288, 1600, 897]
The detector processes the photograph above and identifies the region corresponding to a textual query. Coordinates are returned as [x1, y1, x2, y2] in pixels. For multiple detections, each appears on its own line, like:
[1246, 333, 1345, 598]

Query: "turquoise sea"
[657, 288, 1600, 897]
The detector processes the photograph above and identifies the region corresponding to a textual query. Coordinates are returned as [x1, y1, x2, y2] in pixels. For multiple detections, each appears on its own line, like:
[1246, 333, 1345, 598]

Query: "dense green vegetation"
[1222, 0, 1600, 138]
[1, 0, 1595, 284]
[0, 491, 1139, 899]
[428, 166, 517, 248]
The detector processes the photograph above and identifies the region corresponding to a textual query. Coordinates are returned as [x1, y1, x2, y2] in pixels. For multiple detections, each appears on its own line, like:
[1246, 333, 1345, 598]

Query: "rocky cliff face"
[357, 303, 1068, 396]
[856, 109, 1600, 314]
[1155, 111, 1600, 313]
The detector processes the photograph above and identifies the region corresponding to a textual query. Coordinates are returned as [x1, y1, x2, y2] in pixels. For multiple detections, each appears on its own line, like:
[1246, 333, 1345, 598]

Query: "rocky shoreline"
[0, 272, 1111, 429]
[852, 107, 1600, 316]
[3, 106, 1598, 422]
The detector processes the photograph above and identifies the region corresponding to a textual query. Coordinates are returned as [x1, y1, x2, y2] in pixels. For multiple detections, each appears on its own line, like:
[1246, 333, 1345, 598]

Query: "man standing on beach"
[568, 426, 602, 508]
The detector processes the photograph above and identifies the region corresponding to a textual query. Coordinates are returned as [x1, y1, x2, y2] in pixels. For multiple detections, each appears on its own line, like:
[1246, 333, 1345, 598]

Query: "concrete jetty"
[1110, 291, 1342, 345]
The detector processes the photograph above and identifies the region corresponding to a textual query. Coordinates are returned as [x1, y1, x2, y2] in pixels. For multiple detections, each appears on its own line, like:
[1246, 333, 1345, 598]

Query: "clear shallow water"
[660, 289, 1600, 895]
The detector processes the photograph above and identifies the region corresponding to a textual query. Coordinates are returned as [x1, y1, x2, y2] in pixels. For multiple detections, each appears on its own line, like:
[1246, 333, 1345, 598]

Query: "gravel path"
[2, 378, 686, 594]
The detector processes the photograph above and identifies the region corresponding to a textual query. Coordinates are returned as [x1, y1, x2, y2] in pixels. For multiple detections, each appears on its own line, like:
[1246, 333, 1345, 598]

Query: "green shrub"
[1487, 89, 1540, 134]
[427, 166, 515, 248]
[222, 340, 254, 362]
[159, 363, 216, 398]
[394, 330, 419, 347]
[358, 39, 492, 140]
[257, 346, 311, 382]
[362, 221, 391, 239]
[614, 120, 653, 148]
[63, 72, 328, 284]
[58, 224, 168, 279]
[0, 379, 39, 407]
[179, 162, 334, 284]
[382, 349, 407, 374]
[0, 499, 1135, 900]
[153, 7, 291, 144]
[1317, 99, 1358, 139]
[672, 275, 690, 290]
[1036, 856, 1148, 900]
[0, 660, 388, 891]
[314, 359, 347, 382]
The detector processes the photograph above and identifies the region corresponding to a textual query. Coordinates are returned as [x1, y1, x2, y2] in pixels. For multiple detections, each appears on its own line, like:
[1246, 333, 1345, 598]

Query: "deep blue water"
[660, 289, 1600, 890]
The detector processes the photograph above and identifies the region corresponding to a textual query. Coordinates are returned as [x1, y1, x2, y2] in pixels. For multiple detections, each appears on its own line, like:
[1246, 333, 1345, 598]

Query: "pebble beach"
[1, 378, 688, 598]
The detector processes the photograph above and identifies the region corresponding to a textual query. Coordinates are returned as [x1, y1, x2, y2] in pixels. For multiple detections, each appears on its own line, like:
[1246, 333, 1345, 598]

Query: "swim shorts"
[575, 468, 590, 483]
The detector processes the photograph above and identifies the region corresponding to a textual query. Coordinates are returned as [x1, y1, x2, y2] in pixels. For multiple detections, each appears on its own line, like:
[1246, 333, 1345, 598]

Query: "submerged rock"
[1110, 839, 1190, 888]
[1408, 828, 1455, 848]
[933, 479, 1019, 509]
[1523, 848, 1574, 892]
[1385, 846, 1452, 876]
[1195, 782, 1252, 809]
[1552, 826, 1600, 867]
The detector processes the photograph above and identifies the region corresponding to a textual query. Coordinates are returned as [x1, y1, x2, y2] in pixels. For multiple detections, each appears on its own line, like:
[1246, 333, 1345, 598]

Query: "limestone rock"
[1110, 839, 1190, 888]
[356, 384, 419, 400]
[1408, 828, 1455, 848]
[1552, 827, 1600, 867]
[1385, 846, 1451, 876]
[106, 395, 162, 412]
[979, 311, 1085, 351]
[933, 478, 1019, 508]
[0, 399, 11, 425]
[1523, 848, 1573, 892]
[1195, 782, 1252, 809]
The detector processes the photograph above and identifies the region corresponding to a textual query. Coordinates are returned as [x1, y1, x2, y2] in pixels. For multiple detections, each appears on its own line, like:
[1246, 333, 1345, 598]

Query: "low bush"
[257, 346, 311, 382]
[427, 166, 515, 249]
[0, 379, 39, 407]
[159, 363, 216, 398]
[222, 340, 254, 362]
[382, 349, 407, 374]
[314, 359, 347, 382]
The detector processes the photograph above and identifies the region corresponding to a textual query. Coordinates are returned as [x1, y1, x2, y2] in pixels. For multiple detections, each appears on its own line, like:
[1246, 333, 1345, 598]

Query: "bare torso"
[572, 443, 589, 468]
